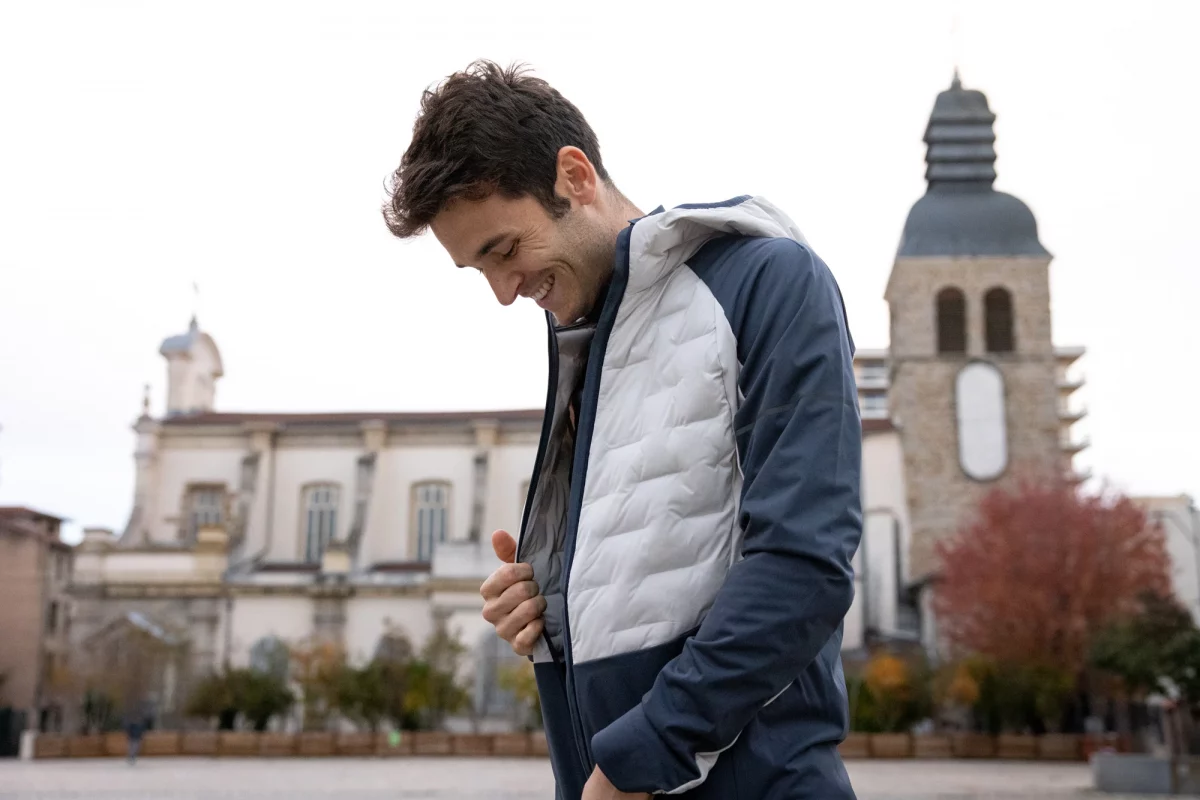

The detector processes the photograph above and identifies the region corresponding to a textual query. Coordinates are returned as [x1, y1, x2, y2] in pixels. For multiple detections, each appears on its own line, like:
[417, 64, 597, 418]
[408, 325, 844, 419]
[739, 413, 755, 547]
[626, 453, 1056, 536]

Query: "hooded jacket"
[517, 196, 862, 799]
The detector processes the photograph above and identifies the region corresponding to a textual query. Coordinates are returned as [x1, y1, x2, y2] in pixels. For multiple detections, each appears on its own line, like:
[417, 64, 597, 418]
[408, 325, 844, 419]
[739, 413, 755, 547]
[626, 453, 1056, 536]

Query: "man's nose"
[485, 269, 522, 307]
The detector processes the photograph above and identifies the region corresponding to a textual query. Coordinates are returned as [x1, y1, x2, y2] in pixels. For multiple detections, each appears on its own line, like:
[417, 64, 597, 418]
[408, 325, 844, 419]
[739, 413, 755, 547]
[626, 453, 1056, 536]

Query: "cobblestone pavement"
[0, 757, 1155, 799]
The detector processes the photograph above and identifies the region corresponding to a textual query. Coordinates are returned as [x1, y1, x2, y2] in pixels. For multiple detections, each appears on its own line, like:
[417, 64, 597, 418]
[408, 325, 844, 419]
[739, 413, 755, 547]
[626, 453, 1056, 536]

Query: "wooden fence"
[31, 730, 1125, 761]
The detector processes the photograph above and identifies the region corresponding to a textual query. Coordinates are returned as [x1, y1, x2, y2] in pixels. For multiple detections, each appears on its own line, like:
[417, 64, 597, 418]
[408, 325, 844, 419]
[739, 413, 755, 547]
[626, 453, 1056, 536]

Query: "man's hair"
[383, 60, 610, 239]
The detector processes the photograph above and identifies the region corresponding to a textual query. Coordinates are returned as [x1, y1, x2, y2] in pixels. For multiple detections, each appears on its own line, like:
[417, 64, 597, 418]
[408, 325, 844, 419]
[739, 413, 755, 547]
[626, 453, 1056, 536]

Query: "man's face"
[430, 191, 614, 326]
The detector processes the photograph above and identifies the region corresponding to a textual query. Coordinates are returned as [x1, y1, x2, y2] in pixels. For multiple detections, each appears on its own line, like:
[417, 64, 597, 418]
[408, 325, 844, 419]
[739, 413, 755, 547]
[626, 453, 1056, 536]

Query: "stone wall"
[886, 256, 1065, 579]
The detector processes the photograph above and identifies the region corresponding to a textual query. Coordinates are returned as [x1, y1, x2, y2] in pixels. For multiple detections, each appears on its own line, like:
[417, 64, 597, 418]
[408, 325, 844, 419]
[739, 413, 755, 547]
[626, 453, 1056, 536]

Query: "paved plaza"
[0, 757, 1152, 799]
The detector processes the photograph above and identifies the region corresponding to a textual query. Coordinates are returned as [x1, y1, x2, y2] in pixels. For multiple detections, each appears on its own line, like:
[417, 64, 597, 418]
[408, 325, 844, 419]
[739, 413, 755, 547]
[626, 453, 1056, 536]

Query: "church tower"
[159, 316, 224, 416]
[885, 75, 1067, 581]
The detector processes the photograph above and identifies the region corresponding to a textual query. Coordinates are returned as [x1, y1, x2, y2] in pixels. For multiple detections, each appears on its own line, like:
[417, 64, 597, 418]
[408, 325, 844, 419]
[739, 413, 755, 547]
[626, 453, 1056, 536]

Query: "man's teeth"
[532, 274, 554, 302]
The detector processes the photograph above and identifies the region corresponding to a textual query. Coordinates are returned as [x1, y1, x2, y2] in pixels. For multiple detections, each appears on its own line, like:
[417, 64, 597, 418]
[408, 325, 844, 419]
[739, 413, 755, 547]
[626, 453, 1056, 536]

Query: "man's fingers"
[481, 579, 540, 624]
[492, 529, 517, 564]
[495, 595, 548, 643]
[479, 561, 534, 600]
[511, 618, 544, 657]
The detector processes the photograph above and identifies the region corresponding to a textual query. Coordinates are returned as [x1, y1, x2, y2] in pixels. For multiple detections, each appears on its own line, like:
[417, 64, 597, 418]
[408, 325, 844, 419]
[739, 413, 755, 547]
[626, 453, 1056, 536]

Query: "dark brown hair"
[383, 60, 610, 239]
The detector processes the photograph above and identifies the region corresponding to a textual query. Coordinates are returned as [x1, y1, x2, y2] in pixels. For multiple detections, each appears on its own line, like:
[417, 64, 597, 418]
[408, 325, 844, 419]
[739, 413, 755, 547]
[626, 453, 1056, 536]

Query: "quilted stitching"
[569, 265, 740, 665]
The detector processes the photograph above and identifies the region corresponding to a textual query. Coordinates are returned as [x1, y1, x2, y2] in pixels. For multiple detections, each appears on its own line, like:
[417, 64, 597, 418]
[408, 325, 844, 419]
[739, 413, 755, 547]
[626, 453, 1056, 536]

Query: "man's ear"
[554, 146, 598, 207]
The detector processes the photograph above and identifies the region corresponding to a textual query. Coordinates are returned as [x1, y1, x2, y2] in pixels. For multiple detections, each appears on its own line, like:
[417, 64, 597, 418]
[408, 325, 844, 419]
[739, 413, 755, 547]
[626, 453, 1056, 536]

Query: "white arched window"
[303, 484, 340, 562]
[414, 482, 450, 562]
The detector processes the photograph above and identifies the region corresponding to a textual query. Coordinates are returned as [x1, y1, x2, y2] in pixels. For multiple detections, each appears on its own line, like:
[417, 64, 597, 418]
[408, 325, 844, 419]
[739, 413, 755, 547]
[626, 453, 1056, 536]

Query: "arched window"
[936, 287, 967, 354]
[302, 484, 340, 562]
[984, 287, 1015, 353]
[413, 482, 450, 562]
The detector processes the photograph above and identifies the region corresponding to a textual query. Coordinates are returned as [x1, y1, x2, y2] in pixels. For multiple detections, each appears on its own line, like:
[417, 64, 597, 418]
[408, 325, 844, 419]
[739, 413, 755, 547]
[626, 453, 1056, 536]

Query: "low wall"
[32, 730, 1103, 762]
[835, 733, 1116, 762]
[31, 731, 549, 760]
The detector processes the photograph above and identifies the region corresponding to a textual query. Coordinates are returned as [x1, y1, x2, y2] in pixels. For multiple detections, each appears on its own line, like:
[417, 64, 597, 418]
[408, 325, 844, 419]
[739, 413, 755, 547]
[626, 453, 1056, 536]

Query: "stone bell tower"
[885, 74, 1067, 581]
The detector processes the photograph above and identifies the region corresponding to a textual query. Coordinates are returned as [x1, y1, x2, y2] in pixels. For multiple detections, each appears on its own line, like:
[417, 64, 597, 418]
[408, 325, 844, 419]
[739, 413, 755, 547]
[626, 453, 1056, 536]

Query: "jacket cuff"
[591, 704, 679, 795]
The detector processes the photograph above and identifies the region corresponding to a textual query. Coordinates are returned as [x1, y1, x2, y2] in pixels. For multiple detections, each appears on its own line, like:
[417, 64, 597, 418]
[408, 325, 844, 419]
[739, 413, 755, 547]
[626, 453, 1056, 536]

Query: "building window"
[414, 482, 450, 562]
[46, 601, 59, 634]
[858, 361, 888, 383]
[861, 392, 888, 414]
[185, 486, 225, 542]
[303, 484, 340, 562]
[984, 287, 1015, 353]
[936, 287, 967, 354]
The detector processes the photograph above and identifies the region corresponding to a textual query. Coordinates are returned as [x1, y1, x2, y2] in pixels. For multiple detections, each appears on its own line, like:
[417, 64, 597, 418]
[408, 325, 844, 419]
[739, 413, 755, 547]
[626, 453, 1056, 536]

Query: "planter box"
[218, 731, 260, 757]
[952, 732, 997, 759]
[103, 732, 129, 757]
[181, 731, 218, 756]
[67, 735, 105, 758]
[528, 730, 550, 757]
[34, 735, 67, 759]
[297, 731, 334, 757]
[411, 731, 453, 756]
[492, 732, 531, 757]
[374, 731, 413, 756]
[997, 734, 1038, 760]
[870, 733, 913, 759]
[452, 734, 493, 756]
[1037, 733, 1081, 761]
[1093, 752, 1172, 795]
[912, 734, 953, 759]
[259, 732, 296, 757]
[334, 732, 374, 756]
[141, 731, 180, 757]
[837, 733, 870, 759]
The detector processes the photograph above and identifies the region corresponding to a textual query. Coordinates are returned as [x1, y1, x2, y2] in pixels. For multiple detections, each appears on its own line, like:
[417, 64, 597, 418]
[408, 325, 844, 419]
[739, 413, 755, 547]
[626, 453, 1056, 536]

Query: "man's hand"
[480, 529, 546, 656]
[582, 766, 650, 800]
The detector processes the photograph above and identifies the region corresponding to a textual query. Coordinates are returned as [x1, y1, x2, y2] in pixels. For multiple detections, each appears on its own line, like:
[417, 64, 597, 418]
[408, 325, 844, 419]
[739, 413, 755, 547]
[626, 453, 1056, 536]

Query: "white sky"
[1, 0, 1197, 541]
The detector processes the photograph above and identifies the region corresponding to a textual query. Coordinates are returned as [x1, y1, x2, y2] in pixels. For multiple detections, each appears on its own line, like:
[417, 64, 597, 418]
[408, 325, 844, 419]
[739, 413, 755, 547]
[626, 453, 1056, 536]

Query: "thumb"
[491, 529, 517, 564]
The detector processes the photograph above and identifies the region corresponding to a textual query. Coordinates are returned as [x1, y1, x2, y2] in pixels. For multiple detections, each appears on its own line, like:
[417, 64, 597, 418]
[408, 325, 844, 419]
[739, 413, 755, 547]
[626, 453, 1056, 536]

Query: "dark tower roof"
[897, 73, 1050, 258]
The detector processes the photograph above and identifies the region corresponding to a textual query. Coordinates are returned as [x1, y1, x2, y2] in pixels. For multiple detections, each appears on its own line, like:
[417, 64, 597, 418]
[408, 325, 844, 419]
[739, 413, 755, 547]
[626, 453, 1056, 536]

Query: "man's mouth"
[531, 273, 555, 306]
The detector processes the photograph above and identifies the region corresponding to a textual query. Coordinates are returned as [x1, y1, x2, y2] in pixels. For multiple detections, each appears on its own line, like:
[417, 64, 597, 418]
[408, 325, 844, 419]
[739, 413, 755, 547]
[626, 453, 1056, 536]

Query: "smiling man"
[383, 61, 863, 800]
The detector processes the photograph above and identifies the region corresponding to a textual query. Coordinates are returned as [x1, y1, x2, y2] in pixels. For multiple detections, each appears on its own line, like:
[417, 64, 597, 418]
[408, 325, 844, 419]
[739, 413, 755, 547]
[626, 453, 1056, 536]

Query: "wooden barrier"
[869, 733, 913, 759]
[997, 734, 1038, 760]
[218, 731, 260, 756]
[912, 734, 953, 759]
[27, 730, 1092, 761]
[141, 731, 182, 757]
[492, 733, 531, 757]
[837, 732, 869, 759]
[181, 731, 218, 756]
[259, 732, 296, 757]
[411, 731, 453, 755]
[334, 732, 374, 756]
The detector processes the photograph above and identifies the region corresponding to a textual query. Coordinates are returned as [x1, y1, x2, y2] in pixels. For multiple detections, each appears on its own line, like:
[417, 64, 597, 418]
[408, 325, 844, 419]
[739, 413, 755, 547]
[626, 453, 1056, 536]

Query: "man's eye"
[501, 243, 518, 260]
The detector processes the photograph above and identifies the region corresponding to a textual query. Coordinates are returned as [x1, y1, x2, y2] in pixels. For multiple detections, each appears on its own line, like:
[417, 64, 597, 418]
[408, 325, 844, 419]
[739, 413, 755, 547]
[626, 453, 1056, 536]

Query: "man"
[384, 61, 862, 800]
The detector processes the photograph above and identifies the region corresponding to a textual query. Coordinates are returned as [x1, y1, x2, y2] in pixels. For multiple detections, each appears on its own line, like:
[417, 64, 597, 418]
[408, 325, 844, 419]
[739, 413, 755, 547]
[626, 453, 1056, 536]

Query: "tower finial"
[951, 67, 962, 90]
[191, 281, 200, 327]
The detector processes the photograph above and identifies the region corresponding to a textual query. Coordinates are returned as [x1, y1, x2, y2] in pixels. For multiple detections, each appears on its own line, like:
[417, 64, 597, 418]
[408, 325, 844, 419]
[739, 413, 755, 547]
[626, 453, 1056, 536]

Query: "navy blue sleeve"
[590, 237, 863, 794]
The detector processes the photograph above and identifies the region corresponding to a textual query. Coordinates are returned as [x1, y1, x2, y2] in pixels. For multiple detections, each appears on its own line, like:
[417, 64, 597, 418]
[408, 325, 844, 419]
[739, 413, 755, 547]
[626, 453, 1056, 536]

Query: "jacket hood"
[626, 196, 808, 294]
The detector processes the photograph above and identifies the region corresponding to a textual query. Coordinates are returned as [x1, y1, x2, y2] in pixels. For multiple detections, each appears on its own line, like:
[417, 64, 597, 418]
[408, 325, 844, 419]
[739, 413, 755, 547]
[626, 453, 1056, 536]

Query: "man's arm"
[590, 237, 863, 795]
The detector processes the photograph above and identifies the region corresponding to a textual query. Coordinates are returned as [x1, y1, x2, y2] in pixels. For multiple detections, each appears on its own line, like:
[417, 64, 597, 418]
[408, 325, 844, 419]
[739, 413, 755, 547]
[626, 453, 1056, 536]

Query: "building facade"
[0, 507, 73, 745]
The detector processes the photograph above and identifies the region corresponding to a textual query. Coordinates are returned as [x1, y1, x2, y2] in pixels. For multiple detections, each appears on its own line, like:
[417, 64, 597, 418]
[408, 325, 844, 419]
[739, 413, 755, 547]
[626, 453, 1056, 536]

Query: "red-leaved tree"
[933, 478, 1172, 675]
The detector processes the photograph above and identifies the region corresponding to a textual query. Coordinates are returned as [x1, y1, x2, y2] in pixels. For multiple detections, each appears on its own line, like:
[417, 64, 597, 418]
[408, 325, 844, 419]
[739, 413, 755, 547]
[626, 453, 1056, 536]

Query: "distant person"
[384, 61, 862, 800]
[125, 716, 144, 765]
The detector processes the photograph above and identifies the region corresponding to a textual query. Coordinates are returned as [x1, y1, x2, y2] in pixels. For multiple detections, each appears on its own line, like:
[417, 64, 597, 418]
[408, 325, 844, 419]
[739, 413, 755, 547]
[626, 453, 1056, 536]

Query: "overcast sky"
[1, 0, 1197, 540]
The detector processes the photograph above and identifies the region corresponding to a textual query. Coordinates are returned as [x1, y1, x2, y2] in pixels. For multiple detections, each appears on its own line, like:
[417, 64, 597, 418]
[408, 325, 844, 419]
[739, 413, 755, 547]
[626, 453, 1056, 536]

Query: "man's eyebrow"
[455, 233, 510, 268]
